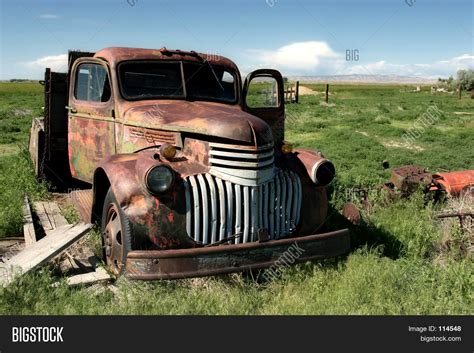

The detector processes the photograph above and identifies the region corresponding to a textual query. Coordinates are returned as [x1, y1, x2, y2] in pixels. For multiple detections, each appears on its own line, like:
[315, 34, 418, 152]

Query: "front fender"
[93, 150, 202, 250]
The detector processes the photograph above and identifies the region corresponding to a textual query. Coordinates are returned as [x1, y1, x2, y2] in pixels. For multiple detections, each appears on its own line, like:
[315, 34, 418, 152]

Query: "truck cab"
[29, 47, 350, 279]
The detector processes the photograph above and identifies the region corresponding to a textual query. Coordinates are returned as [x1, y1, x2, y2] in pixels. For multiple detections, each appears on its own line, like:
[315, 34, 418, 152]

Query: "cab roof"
[94, 47, 239, 72]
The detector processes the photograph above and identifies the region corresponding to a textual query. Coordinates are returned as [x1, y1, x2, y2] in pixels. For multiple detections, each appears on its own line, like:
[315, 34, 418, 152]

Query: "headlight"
[311, 159, 336, 186]
[145, 165, 174, 194]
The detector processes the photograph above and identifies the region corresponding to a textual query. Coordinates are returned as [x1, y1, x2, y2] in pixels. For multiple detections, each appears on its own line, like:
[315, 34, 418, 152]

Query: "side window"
[74, 63, 111, 102]
[245, 76, 279, 108]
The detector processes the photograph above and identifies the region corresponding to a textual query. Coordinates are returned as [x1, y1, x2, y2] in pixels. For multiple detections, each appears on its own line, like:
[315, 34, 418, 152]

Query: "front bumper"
[125, 229, 350, 280]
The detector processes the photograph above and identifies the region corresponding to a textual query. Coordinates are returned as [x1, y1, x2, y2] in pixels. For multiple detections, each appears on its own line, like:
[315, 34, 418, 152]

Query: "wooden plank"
[34, 201, 54, 233]
[22, 196, 36, 247]
[0, 223, 93, 286]
[33, 201, 69, 234]
[66, 267, 112, 287]
[46, 202, 69, 228]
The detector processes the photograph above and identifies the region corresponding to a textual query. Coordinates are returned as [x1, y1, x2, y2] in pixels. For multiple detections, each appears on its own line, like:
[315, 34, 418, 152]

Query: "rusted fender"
[431, 170, 474, 195]
[292, 149, 336, 186]
[280, 152, 330, 235]
[92, 150, 207, 250]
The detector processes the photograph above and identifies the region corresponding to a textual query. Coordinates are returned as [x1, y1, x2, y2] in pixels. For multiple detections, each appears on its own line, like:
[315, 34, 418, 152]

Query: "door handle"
[65, 106, 77, 114]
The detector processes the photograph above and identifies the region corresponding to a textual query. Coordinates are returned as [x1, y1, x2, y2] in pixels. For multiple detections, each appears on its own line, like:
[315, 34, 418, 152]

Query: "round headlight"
[146, 165, 174, 194]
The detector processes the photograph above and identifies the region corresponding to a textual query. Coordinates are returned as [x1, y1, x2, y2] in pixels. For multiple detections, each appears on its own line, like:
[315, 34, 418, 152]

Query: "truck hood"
[121, 101, 273, 145]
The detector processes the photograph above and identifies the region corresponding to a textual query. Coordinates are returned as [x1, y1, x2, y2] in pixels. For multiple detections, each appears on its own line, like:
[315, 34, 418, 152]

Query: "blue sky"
[0, 0, 472, 79]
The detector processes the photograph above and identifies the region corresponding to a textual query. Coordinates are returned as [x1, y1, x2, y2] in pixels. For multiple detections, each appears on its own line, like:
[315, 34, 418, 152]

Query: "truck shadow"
[325, 207, 404, 260]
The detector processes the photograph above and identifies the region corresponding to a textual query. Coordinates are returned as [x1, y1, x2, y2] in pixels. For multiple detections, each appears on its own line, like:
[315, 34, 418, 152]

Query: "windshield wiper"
[190, 51, 224, 92]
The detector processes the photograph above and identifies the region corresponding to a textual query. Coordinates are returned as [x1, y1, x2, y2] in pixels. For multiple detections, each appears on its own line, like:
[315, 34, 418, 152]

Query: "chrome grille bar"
[234, 184, 242, 243]
[197, 174, 209, 243]
[215, 177, 226, 241]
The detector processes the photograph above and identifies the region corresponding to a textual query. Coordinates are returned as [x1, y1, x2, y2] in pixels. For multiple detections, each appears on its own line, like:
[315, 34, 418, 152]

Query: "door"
[242, 69, 285, 144]
[68, 59, 115, 183]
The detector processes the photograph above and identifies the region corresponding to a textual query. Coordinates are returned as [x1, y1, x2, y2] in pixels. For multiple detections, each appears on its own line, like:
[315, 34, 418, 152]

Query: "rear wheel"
[101, 188, 132, 276]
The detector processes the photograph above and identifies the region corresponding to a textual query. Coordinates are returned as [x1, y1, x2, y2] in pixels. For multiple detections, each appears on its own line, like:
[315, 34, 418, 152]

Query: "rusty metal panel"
[432, 170, 474, 195]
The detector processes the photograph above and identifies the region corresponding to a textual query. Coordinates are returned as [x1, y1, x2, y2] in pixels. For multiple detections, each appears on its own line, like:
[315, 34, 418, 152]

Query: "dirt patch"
[10, 108, 32, 117]
[0, 144, 19, 156]
[298, 85, 319, 96]
[356, 130, 369, 137]
[464, 121, 474, 129]
[380, 139, 424, 152]
[454, 112, 474, 115]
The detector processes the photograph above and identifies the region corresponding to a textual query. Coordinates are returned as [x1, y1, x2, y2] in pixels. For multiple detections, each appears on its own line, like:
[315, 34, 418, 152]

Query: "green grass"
[0, 82, 472, 315]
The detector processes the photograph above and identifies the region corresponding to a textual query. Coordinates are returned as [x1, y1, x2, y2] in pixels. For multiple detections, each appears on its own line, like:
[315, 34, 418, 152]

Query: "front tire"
[101, 188, 132, 276]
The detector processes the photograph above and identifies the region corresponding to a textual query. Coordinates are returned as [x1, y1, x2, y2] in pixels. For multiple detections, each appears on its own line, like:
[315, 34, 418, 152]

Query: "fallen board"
[22, 196, 36, 247]
[66, 267, 112, 287]
[0, 223, 93, 286]
[33, 201, 69, 235]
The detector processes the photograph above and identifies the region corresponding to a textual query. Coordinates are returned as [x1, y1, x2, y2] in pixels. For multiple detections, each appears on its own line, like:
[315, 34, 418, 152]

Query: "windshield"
[118, 61, 237, 103]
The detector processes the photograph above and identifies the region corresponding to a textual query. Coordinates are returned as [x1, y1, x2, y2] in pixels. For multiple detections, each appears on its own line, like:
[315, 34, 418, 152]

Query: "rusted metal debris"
[384, 165, 474, 199]
[436, 210, 473, 233]
[342, 202, 361, 225]
[430, 171, 474, 196]
[384, 165, 432, 197]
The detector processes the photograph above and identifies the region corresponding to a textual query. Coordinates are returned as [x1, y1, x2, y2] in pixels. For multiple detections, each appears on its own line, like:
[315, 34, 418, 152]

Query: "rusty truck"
[28, 47, 350, 279]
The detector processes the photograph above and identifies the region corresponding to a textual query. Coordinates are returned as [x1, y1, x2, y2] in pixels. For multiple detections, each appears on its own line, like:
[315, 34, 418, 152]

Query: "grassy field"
[0, 82, 472, 314]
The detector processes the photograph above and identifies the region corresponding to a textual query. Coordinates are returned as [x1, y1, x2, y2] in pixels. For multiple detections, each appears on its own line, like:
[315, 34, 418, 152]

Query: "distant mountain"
[287, 75, 437, 84]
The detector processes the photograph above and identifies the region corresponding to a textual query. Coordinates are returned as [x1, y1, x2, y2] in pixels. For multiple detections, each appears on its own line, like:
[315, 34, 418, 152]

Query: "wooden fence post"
[295, 81, 299, 103]
[325, 84, 329, 104]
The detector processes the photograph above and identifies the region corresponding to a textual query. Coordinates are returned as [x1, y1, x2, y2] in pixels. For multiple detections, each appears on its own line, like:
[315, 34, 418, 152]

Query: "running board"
[70, 189, 93, 223]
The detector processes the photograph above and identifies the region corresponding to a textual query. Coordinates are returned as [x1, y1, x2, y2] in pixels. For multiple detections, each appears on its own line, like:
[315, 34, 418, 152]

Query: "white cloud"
[249, 41, 340, 73]
[248, 41, 474, 78]
[39, 14, 59, 19]
[23, 54, 68, 72]
[345, 54, 474, 78]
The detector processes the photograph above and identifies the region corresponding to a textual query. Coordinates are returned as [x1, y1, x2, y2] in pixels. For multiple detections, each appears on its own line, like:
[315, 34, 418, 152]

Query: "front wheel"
[101, 188, 132, 276]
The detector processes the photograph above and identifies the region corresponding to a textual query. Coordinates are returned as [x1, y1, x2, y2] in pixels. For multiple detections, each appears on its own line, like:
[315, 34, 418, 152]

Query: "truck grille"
[208, 142, 275, 186]
[184, 170, 302, 245]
